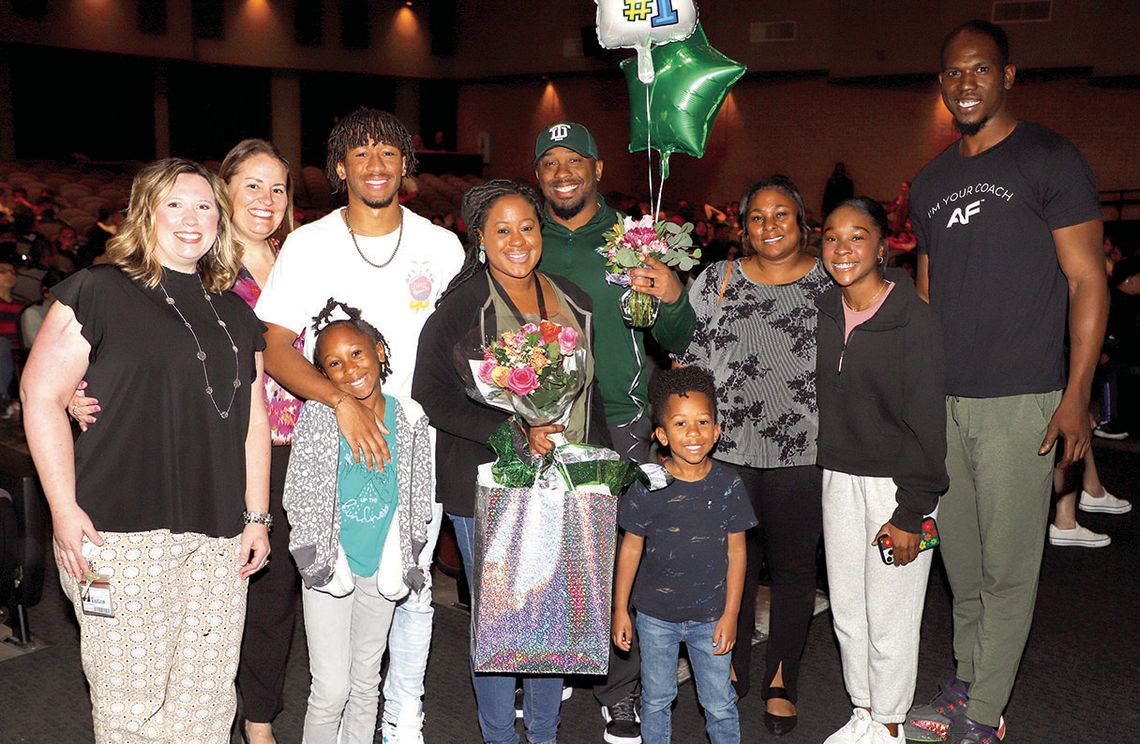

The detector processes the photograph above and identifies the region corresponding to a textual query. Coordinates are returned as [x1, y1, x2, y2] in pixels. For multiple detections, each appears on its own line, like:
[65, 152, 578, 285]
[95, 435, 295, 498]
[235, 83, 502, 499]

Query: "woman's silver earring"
[478, 244, 486, 264]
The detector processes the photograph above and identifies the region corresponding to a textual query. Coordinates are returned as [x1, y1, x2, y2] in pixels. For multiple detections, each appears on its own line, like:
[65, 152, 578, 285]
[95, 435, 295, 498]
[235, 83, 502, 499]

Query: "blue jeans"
[636, 613, 740, 744]
[381, 502, 441, 726]
[451, 514, 561, 744]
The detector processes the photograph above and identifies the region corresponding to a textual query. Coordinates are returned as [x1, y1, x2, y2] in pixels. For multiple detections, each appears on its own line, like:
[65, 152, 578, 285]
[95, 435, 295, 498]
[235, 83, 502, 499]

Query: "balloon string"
[616, 324, 648, 459]
[645, 81, 654, 218]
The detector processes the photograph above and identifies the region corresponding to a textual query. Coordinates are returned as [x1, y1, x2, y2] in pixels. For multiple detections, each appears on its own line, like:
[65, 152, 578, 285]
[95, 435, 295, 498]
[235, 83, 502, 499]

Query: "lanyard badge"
[79, 568, 115, 617]
[78, 541, 115, 617]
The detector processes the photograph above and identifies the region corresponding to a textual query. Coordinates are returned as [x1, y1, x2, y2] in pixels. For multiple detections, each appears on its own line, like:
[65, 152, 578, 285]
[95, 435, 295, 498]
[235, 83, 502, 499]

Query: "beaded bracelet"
[242, 511, 274, 529]
[332, 393, 350, 412]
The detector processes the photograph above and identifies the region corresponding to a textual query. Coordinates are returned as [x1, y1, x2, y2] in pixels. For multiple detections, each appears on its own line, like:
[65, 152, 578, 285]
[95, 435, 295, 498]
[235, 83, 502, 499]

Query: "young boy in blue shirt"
[611, 366, 757, 744]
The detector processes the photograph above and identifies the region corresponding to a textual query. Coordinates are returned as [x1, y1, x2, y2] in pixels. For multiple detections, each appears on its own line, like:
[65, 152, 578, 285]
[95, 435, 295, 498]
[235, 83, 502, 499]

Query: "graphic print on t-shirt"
[910, 122, 1100, 398]
[919, 181, 1016, 228]
[407, 260, 438, 311]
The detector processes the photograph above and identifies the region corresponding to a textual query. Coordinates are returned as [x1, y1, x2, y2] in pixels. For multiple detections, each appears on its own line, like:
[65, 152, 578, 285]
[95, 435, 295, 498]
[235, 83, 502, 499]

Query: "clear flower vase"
[619, 287, 661, 329]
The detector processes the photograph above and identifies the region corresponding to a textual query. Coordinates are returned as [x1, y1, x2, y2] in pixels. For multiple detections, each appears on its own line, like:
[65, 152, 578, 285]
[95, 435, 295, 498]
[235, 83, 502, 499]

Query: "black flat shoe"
[764, 686, 798, 737]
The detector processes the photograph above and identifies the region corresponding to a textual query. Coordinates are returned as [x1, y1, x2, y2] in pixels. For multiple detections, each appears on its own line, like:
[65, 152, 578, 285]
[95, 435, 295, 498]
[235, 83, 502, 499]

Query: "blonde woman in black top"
[22, 158, 271, 743]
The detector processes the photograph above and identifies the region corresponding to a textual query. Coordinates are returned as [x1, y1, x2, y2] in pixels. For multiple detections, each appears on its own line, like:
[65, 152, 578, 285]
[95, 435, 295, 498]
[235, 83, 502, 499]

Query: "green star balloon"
[622, 25, 746, 179]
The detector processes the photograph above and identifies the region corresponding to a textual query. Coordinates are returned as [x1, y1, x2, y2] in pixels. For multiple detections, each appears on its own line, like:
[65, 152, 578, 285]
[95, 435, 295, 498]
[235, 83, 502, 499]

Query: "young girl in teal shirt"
[283, 300, 434, 744]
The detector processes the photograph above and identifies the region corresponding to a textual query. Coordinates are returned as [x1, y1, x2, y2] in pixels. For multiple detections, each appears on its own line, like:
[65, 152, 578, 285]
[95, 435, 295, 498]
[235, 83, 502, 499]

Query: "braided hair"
[435, 179, 544, 306]
[311, 298, 392, 381]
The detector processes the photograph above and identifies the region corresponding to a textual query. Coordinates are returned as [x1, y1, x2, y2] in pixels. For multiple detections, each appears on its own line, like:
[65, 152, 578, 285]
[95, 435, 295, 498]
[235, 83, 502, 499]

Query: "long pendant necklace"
[843, 279, 891, 312]
[159, 276, 241, 419]
[344, 208, 403, 269]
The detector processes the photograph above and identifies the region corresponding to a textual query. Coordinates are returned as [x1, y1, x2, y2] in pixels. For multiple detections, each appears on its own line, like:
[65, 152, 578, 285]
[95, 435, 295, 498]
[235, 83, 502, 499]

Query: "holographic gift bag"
[471, 430, 641, 675]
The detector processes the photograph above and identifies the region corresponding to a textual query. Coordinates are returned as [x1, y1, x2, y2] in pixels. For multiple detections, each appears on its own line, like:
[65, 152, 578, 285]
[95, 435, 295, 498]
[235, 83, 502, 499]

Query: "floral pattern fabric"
[676, 259, 833, 469]
[233, 243, 303, 446]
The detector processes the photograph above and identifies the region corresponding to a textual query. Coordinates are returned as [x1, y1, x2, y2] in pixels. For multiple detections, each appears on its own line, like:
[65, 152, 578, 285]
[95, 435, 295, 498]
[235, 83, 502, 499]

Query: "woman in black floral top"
[677, 174, 832, 737]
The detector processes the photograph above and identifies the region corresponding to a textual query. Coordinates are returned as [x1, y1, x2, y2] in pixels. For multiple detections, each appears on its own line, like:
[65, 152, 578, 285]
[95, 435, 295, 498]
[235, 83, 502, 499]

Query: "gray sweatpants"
[823, 470, 936, 725]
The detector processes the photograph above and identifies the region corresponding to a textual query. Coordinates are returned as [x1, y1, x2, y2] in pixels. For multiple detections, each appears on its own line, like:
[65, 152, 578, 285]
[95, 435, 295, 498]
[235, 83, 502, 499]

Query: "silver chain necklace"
[344, 207, 403, 269]
[159, 274, 241, 419]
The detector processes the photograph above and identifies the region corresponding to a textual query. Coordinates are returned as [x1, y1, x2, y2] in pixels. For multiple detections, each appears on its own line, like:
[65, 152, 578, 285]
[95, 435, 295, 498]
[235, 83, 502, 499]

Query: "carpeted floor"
[1, 444, 1137, 743]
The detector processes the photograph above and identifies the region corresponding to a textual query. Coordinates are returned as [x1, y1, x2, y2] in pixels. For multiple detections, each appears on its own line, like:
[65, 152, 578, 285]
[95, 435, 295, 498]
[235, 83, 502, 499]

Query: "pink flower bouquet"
[597, 215, 701, 328]
[465, 319, 587, 431]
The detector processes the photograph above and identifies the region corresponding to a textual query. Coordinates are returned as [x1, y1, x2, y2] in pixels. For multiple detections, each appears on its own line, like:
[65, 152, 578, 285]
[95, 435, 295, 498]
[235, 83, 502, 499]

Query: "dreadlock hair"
[325, 108, 418, 195]
[311, 298, 392, 381]
[435, 179, 544, 306]
[649, 366, 719, 427]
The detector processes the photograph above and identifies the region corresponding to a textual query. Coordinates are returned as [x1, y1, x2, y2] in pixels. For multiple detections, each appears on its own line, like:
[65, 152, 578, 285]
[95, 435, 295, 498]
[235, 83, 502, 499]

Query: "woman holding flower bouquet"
[412, 179, 609, 744]
[677, 174, 833, 737]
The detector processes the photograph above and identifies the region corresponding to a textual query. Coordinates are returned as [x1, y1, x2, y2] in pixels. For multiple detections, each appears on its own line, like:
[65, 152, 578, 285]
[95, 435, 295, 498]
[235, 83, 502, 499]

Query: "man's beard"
[549, 195, 588, 222]
[953, 114, 990, 137]
[361, 194, 396, 210]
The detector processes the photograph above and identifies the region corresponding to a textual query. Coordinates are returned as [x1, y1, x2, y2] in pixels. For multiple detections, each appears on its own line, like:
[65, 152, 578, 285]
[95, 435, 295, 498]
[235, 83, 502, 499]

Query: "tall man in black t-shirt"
[904, 21, 1108, 744]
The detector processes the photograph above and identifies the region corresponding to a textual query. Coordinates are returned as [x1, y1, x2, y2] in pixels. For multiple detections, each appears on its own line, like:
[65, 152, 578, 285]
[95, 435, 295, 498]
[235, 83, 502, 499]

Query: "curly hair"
[106, 158, 238, 292]
[219, 138, 296, 246]
[436, 179, 543, 306]
[311, 298, 393, 382]
[325, 108, 418, 195]
[650, 366, 719, 425]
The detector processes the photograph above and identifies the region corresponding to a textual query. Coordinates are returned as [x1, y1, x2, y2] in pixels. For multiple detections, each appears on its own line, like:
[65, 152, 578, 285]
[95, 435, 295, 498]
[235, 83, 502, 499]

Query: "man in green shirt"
[533, 121, 696, 744]
[535, 121, 695, 462]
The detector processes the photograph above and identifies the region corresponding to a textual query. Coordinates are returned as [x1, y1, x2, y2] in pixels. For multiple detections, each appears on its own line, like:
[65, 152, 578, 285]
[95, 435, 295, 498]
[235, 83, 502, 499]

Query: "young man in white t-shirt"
[257, 108, 463, 743]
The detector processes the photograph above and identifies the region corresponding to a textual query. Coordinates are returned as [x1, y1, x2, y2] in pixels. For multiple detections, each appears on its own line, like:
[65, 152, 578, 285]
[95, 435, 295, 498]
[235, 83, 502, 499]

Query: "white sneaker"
[1079, 489, 1132, 514]
[868, 720, 905, 744]
[1048, 523, 1111, 548]
[824, 708, 873, 744]
[381, 710, 425, 744]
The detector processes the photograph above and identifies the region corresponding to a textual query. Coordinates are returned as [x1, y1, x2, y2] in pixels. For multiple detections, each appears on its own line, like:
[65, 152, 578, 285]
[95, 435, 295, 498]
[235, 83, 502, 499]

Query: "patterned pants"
[58, 529, 248, 744]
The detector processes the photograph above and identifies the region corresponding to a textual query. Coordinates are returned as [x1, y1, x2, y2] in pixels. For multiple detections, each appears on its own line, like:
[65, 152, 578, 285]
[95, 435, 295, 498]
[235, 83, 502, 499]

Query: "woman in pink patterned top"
[220, 139, 301, 744]
[70, 139, 301, 744]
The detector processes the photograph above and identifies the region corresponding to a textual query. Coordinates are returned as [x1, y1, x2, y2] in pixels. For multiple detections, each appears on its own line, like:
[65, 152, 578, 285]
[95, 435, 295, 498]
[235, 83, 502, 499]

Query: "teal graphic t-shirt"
[337, 395, 399, 577]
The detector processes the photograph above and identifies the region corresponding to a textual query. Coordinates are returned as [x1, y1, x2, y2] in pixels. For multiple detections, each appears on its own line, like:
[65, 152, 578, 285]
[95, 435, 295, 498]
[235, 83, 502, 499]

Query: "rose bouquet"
[597, 215, 701, 328]
[459, 319, 587, 447]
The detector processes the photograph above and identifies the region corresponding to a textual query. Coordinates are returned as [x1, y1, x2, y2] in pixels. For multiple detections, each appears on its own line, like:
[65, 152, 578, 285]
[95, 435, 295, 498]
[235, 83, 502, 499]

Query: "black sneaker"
[1093, 422, 1130, 440]
[601, 691, 642, 744]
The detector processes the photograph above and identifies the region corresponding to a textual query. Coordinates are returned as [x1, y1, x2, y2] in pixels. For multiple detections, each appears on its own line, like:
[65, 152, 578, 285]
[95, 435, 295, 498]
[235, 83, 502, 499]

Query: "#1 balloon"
[623, 24, 746, 179]
[595, 0, 698, 83]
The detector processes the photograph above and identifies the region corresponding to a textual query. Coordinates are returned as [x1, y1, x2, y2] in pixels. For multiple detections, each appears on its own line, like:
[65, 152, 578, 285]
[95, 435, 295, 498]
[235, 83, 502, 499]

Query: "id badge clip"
[80, 568, 115, 617]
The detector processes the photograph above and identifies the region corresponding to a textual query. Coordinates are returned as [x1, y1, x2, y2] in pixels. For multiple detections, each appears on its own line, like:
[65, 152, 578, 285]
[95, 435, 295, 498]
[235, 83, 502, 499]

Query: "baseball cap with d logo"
[533, 122, 599, 164]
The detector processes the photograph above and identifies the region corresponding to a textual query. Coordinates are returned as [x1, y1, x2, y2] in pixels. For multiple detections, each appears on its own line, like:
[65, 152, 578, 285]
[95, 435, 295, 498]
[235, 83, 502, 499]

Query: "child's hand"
[712, 614, 737, 656]
[612, 609, 633, 652]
